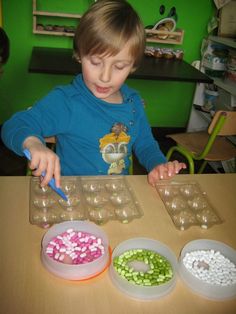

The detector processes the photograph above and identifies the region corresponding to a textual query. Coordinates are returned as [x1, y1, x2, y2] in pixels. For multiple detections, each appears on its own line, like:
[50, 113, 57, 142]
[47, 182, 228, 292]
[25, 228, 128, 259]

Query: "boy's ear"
[73, 52, 81, 63]
[130, 66, 137, 74]
[72, 37, 81, 63]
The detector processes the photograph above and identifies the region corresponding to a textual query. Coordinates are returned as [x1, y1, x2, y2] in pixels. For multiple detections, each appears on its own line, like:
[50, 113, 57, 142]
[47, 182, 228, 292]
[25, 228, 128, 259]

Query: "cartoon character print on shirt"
[99, 122, 130, 175]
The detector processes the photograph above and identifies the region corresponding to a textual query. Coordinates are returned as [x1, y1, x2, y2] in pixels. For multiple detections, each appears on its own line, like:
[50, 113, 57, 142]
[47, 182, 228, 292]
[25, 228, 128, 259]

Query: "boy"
[1, 0, 185, 187]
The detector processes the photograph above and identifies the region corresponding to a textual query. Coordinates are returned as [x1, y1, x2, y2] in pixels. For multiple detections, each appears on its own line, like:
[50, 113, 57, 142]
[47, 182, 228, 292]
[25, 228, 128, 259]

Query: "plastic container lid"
[179, 239, 236, 300]
[109, 238, 178, 300]
[41, 220, 110, 280]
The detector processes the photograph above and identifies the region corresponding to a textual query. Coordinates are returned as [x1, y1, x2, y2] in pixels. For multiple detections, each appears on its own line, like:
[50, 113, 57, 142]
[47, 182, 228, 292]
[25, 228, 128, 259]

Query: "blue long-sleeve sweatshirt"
[1, 74, 166, 175]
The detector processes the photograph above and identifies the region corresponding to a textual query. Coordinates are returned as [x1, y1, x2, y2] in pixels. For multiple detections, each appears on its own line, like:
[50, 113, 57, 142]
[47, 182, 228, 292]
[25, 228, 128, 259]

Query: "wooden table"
[29, 47, 213, 83]
[0, 174, 236, 314]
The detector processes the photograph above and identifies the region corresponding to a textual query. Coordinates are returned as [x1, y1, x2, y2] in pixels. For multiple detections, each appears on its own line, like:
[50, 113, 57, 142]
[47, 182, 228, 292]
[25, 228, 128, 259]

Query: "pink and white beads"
[46, 228, 105, 265]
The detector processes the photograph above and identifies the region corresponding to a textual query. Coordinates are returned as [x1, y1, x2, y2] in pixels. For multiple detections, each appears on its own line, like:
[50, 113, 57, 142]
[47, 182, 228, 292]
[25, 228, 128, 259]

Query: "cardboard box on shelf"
[218, 0, 236, 38]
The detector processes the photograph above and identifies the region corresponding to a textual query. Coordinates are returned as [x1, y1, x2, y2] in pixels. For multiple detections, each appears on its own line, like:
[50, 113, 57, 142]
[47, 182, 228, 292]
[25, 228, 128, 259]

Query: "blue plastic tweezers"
[23, 148, 68, 201]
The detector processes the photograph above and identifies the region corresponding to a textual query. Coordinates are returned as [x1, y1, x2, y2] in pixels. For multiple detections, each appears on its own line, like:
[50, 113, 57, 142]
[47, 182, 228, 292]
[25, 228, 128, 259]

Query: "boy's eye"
[115, 65, 125, 70]
[91, 61, 100, 66]
[115, 64, 127, 70]
[90, 58, 101, 66]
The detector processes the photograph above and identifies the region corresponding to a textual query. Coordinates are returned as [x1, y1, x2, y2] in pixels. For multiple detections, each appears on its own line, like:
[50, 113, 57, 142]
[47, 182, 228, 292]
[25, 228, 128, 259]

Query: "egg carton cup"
[155, 180, 222, 230]
[109, 238, 178, 300]
[179, 239, 236, 300]
[29, 176, 143, 227]
[41, 220, 110, 280]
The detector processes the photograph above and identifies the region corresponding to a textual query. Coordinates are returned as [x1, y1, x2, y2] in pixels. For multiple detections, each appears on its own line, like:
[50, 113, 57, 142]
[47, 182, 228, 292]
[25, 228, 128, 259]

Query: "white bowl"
[41, 220, 110, 280]
[109, 238, 178, 300]
[153, 17, 176, 32]
[179, 239, 236, 300]
[152, 17, 176, 40]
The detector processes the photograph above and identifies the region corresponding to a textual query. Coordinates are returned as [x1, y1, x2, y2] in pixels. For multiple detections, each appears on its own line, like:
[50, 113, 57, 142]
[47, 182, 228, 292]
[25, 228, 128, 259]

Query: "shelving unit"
[145, 29, 184, 45]
[188, 36, 236, 132]
[32, 0, 185, 45]
[32, 0, 184, 43]
[208, 35, 236, 96]
[32, 0, 82, 37]
[187, 35, 236, 173]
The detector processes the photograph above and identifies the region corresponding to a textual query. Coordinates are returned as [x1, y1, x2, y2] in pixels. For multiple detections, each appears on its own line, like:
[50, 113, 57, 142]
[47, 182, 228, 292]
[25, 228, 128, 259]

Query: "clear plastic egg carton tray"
[155, 181, 222, 230]
[29, 176, 143, 227]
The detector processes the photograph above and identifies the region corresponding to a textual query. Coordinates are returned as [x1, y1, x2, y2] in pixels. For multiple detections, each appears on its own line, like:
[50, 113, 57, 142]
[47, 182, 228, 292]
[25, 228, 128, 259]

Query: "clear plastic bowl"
[179, 239, 236, 300]
[41, 220, 110, 280]
[109, 238, 178, 300]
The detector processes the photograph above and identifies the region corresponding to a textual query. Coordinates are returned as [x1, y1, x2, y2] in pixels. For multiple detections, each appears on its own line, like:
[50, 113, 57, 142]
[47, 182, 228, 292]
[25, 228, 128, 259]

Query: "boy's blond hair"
[74, 0, 145, 70]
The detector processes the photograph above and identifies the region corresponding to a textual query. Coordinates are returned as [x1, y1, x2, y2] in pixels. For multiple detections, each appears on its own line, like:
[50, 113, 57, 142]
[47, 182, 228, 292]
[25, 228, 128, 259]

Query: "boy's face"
[80, 43, 134, 103]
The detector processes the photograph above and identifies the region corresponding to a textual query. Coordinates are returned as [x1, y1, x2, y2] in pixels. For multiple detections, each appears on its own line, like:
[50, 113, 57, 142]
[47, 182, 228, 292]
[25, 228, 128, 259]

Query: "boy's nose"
[100, 66, 112, 83]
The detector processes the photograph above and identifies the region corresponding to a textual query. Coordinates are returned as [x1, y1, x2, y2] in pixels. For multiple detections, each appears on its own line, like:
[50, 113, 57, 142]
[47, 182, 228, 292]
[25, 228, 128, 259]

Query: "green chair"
[166, 110, 236, 174]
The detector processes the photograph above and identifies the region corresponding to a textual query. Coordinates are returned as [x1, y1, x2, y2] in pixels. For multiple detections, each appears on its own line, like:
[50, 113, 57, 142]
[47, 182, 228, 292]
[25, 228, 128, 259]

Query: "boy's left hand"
[148, 160, 186, 186]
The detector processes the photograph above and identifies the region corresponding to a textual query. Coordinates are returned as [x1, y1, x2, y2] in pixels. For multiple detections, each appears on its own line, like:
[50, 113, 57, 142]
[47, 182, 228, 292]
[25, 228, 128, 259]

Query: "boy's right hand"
[23, 136, 61, 188]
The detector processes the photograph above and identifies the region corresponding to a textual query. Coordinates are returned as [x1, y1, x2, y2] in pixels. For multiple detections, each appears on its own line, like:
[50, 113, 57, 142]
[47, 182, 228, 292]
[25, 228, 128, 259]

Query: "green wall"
[0, 0, 215, 127]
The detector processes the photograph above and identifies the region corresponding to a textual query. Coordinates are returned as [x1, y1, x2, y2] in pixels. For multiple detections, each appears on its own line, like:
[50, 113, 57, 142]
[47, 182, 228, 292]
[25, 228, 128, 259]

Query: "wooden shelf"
[32, 0, 82, 37]
[212, 77, 236, 96]
[33, 10, 82, 19]
[208, 35, 236, 49]
[33, 30, 75, 37]
[29, 47, 213, 84]
[145, 29, 184, 45]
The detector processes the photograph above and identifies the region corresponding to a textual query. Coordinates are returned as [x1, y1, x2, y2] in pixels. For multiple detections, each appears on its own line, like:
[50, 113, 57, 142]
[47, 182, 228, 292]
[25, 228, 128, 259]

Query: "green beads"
[113, 249, 173, 286]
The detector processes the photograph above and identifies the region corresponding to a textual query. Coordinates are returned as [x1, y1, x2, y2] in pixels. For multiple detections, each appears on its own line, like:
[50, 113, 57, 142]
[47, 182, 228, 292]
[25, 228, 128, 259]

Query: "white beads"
[183, 249, 236, 286]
